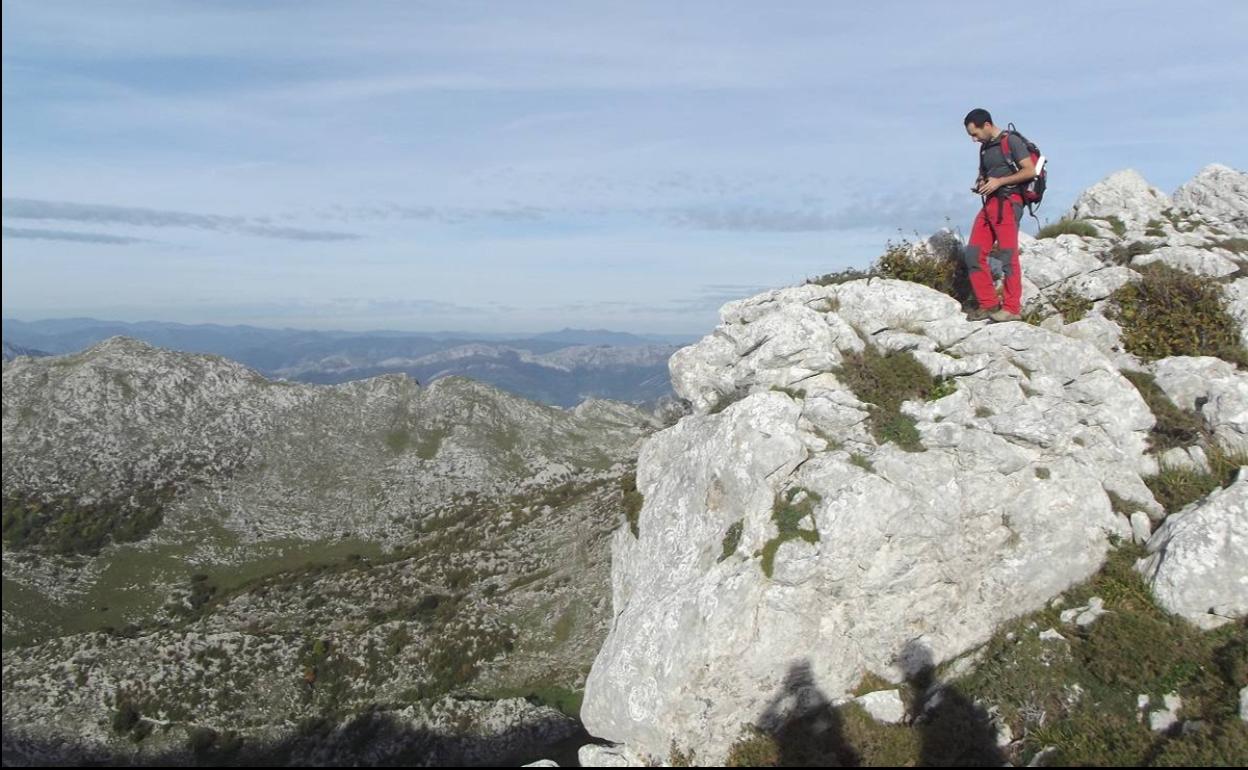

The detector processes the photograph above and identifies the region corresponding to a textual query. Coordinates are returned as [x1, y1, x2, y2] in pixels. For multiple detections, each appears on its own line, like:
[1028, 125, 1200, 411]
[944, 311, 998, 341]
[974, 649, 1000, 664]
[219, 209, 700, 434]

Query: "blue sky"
[3, 1, 1246, 335]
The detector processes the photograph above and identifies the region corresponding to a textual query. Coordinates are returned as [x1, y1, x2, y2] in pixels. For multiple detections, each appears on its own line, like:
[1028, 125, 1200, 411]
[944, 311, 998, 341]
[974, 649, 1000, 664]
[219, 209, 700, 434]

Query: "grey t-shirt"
[979, 131, 1032, 179]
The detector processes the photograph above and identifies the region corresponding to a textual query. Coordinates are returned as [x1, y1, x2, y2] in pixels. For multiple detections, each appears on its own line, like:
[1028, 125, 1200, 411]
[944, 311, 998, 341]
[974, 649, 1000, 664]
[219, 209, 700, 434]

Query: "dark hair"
[964, 108, 993, 128]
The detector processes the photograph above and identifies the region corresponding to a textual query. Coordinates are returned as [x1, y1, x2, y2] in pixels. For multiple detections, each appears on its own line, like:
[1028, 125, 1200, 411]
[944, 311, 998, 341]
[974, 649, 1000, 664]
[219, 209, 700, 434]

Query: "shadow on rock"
[900, 640, 1006, 767]
[751, 659, 860, 767]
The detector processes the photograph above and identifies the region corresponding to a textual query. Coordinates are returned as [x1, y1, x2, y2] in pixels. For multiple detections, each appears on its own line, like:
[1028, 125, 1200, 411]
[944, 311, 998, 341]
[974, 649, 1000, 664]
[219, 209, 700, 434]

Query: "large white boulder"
[583, 280, 1151, 762]
[1070, 169, 1171, 231]
[1137, 470, 1248, 629]
[1172, 164, 1248, 230]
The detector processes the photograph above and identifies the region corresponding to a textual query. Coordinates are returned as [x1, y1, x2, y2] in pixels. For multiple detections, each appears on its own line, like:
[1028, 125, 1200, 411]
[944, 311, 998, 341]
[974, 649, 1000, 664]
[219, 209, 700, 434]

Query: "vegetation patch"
[806, 267, 874, 287]
[1105, 239, 1158, 266]
[1110, 263, 1248, 367]
[720, 520, 743, 562]
[620, 472, 643, 538]
[769, 385, 807, 400]
[1145, 219, 1167, 238]
[1038, 218, 1100, 239]
[1049, 287, 1093, 323]
[1120, 369, 1205, 453]
[1145, 444, 1248, 515]
[849, 453, 875, 472]
[951, 543, 1248, 766]
[726, 725, 783, 767]
[807, 238, 971, 305]
[760, 488, 821, 578]
[1103, 215, 1128, 238]
[1213, 237, 1248, 255]
[835, 346, 936, 452]
[383, 429, 411, 454]
[2, 485, 172, 556]
[873, 239, 968, 301]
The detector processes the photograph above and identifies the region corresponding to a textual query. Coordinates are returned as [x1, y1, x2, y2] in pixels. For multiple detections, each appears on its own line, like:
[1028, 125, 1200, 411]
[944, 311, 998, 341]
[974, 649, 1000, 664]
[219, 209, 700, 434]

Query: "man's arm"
[977, 156, 1036, 195]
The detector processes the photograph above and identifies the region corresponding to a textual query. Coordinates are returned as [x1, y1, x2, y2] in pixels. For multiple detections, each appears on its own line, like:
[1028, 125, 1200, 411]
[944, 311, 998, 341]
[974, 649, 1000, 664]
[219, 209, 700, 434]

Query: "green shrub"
[1145, 219, 1167, 237]
[1049, 287, 1093, 323]
[726, 725, 781, 767]
[1104, 215, 1128, 238]
[807, 238, 971, 304]
[806, 266, 874, 286]
[1038, 218, 1100, 239]
[112, 699, 141, 734]
[1110, 264, 1248, 367]
[874, 240, 964, 299]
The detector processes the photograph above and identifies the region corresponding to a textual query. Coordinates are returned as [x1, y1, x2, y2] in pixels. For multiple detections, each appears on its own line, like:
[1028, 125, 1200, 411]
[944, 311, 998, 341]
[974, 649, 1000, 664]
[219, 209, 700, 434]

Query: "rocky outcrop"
[582, 163, 1248, 762]
[583, 278, 1155, 761]
[1137, 470, 1248, 630]
[1069, 169, 1171, 230]
[1173, 163, 1248, 229]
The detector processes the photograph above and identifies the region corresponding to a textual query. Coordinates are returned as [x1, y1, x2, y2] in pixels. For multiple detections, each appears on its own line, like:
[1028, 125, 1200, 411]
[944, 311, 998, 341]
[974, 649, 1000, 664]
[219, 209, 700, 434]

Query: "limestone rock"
[1132, 245, 1240, 278]
[1172, 164, 1248, 229]
[1070, 170, 1171, 231]
[1148, 693, 1183, 733]
[583, 279, 1147, 762]
[1022, 235, 1109, 290]
[854, 689, 907, 724]
[1137, 470, 1248, 629]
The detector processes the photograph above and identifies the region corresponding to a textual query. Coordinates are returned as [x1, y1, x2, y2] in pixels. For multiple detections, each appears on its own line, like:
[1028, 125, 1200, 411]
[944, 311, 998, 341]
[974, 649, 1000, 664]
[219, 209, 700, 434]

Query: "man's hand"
[977, 177, 1004, 196]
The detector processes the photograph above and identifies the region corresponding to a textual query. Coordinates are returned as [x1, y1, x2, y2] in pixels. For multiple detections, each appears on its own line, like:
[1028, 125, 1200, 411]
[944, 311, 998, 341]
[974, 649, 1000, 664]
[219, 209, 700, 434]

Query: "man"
[963, 108, 1037, 322]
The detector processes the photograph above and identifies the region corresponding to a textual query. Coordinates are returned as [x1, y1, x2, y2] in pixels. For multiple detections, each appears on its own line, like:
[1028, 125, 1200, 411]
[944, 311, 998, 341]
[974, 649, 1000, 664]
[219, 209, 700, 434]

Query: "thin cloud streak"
[3, 198, 362, 242]
[2, 226, 149, 245]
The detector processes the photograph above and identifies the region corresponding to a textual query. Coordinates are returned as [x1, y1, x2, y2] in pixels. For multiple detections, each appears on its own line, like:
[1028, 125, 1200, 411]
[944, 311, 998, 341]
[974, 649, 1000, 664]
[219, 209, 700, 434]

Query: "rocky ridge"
[579, 164, 1248, 763]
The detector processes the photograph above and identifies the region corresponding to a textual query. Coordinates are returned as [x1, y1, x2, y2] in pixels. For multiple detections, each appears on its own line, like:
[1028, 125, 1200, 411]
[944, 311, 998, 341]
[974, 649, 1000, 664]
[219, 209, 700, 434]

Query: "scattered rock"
[1148, 692, 1183, 733]
[854, 689, 907, 724]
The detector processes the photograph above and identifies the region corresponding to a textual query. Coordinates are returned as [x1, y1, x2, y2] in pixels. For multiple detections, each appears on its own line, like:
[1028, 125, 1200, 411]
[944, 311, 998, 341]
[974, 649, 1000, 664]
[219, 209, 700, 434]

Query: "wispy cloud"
[2, 198, 362, 242]
[658, 191, 971, 233]
[311, 203, 552, 225]
[2, 226, 149, 245]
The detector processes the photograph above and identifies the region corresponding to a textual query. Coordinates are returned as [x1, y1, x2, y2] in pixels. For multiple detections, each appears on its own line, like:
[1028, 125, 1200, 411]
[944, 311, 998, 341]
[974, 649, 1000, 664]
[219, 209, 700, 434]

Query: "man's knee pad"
[963, 244, 984, 272]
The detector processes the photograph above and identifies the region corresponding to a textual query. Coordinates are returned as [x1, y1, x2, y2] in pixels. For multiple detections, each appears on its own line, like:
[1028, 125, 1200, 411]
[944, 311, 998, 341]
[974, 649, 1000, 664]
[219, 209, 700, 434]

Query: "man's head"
[964, 108, 996, 144]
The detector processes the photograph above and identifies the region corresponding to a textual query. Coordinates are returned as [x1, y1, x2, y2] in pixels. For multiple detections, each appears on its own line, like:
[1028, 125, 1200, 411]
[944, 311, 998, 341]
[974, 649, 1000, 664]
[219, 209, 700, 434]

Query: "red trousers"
[964, 194, 1024, 314]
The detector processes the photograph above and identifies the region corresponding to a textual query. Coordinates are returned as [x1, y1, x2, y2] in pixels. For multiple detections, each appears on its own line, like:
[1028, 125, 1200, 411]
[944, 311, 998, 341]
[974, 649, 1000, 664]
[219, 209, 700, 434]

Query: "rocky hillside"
[2, 341, 661, 763]
[578, 164, 1248, 765]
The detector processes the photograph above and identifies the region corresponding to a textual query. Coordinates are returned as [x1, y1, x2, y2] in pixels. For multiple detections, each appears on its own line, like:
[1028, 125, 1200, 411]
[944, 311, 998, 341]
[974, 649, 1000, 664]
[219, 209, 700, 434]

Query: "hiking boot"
[966, 306, 1000, 322]
[988, 309, 1022, 323]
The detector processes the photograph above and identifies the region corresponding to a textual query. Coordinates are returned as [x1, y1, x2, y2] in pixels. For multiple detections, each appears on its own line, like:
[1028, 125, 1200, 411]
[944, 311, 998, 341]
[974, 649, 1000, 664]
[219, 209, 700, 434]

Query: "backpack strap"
[999, 130, 1019, 173]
